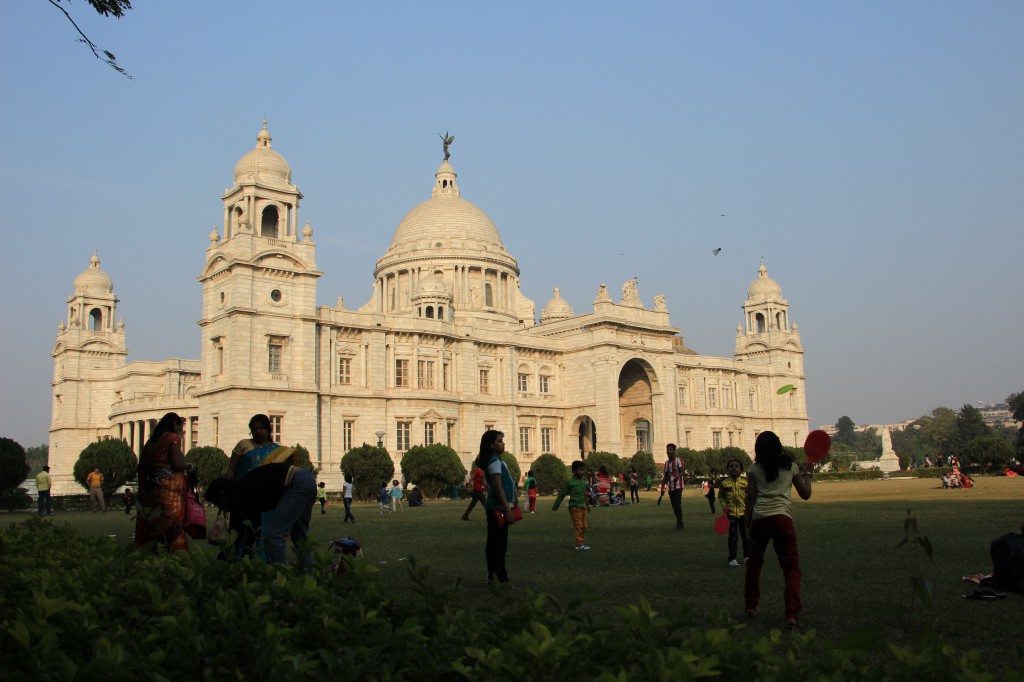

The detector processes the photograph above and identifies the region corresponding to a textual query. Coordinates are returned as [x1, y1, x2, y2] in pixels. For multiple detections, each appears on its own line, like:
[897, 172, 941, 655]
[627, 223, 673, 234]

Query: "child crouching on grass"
[552, 460, 591, 550]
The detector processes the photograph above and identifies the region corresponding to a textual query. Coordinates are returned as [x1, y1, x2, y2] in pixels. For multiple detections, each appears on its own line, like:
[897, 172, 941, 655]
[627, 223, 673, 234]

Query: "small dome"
[747, 262, 782, 301]
[413, 272, 449, 300]
[74, 252, 113, 294]
[233, 122, 292, 187]
[540, 287, 574, 323]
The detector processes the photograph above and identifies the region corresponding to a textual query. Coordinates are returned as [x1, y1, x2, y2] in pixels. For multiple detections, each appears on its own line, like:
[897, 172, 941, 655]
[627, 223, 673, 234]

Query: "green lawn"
[19, 477, 1024, 660]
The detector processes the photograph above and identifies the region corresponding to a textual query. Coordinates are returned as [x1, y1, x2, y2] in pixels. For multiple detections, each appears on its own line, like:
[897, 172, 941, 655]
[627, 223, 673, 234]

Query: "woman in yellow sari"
[224, 414, 296, 559]
[228, 414, 295, 479]
[135, 413, 190, 552]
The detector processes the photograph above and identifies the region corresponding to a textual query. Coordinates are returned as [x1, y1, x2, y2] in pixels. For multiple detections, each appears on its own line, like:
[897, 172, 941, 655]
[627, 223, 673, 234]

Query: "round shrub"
[531, 454, 569, 494]
[0, 437, 30, 493]
[401, 444, 466, 498]
[341, 444, 394, 501]
[73, 439, 137, 495]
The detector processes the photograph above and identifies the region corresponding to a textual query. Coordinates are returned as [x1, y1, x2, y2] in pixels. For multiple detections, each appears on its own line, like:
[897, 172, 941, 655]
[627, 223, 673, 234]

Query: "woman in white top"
[342, 473, 355, 523]
[743, 431, 813, 628]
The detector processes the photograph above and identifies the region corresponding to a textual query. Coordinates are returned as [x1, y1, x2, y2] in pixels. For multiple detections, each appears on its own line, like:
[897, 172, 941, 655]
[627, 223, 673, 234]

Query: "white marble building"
[48, 124, 809, 494]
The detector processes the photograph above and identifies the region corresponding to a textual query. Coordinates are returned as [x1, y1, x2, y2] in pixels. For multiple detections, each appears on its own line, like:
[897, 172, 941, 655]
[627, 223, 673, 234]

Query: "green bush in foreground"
[1, 518, 1019, 681]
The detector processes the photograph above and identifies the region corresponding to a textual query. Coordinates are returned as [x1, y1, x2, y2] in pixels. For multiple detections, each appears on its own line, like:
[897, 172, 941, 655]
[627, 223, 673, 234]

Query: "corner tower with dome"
[48, 124, 809, 492]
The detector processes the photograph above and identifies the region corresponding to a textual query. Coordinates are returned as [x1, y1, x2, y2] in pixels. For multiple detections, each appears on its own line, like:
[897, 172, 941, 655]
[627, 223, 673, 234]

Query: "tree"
[73, 439, 137, 496]
[923, 407, 957, 454]
[961, 435, 1015, 472]
[530, 454, 568, 495]
[0, 437, 30, 493]
[680, 448, 707, 478]
[711, 446, 751, 474]
[584, 451, 623, 477]
[341, 444, 394, 502]
[853, 428, 882, 459]
[47, 0, 133, 77]
[290, 444, 317, 474]
[400, 444, 466, 498]
[500, 452, 521, 484]
[184, 446, 229, 490]
[1006, 391, 1024, 450]
[629, 451, 658, 487]
[950, 405, 990, 454]
[26, 444, 49, 475]
[834, 416, 857, 447]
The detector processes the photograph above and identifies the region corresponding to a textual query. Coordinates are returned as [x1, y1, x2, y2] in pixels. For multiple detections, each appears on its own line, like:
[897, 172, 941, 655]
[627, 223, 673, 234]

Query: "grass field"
[16, 477, 1024, 662]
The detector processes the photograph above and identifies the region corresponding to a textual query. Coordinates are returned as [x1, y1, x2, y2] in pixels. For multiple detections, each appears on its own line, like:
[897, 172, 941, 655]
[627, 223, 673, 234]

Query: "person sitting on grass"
[206, 462, 316, 566]
[552, 460, 591, 550]
[408, 486, 425, 507]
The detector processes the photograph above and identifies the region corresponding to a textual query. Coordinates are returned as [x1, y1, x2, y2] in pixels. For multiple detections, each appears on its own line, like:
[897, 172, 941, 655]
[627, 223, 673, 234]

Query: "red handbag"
[495, 505, 524, 527]
[184, 488, 207, 539]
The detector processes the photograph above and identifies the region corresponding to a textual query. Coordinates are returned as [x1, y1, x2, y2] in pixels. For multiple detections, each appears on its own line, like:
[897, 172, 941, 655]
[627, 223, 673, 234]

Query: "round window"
[270, 289, 282, 302]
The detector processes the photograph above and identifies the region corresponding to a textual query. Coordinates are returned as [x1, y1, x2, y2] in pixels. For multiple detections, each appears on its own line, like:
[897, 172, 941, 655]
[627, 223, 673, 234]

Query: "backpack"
[330, 537, 363, 575]
[990, 532, 1024, 593]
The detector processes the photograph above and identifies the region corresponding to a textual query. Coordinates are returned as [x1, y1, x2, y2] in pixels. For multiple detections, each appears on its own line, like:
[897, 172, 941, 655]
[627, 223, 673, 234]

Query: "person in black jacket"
[206, 463, 316, 565]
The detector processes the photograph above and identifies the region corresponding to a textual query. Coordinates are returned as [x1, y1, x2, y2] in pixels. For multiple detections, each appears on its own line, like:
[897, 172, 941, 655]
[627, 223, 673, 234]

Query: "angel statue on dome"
[438, 131, 455, 161]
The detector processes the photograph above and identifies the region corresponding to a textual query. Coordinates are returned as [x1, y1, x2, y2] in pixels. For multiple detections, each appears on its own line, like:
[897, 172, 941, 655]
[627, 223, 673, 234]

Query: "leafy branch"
[46, 0, 133, 78]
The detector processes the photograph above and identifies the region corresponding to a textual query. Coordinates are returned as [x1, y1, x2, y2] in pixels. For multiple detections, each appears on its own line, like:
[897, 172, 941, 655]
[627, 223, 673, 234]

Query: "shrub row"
[3, 518, 1021, 680]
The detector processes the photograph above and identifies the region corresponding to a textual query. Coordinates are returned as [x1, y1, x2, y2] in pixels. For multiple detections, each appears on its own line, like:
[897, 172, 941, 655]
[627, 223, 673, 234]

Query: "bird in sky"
[712, 248, 722, 256]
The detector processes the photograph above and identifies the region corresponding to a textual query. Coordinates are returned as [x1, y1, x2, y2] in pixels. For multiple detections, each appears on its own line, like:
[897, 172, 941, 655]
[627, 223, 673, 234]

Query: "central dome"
[390, 194, 504, 248]
[375, 158, 519, 281]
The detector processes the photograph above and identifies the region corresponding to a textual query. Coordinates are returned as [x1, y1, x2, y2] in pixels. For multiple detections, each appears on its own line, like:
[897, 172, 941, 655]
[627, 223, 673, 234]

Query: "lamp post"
[911, 424, 922, 468]
[375, 430, 386, 448]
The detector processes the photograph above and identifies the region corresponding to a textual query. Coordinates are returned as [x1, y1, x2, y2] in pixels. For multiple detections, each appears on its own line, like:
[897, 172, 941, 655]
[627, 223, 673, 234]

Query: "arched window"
[438, 306, 445, 320]
[89, 308, 103, 331]
[485, 283, 493, 307]
[755, 313, 766, 333]
[261, 205, 279, 238]
[426, 306, 434, 319]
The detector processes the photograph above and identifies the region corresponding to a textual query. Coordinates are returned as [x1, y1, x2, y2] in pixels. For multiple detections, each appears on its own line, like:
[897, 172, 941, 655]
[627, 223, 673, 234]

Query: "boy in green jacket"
[552, 460, 591, 550]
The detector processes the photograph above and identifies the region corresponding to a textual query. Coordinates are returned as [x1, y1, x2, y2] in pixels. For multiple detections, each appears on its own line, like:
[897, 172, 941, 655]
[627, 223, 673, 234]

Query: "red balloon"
[713, 513, 730, 535]
[804, 429, 832, 463]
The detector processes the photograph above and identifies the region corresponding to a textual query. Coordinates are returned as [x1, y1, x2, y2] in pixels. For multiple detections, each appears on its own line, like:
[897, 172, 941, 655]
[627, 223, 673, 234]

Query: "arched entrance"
[619, 359, 654, 455]
[574, 415, 596, 459]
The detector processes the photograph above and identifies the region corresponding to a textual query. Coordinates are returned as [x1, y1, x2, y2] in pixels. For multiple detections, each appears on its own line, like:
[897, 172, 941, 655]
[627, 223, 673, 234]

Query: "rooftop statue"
[438, 131, 455, 161]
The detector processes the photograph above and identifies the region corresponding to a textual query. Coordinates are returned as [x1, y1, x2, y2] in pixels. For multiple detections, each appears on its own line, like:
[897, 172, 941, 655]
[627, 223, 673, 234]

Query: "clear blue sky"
[1, 1, 1021, 448]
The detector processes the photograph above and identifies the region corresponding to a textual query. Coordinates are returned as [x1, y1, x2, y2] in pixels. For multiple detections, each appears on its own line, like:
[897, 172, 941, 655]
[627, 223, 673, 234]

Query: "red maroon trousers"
[744, 515, 802, 619]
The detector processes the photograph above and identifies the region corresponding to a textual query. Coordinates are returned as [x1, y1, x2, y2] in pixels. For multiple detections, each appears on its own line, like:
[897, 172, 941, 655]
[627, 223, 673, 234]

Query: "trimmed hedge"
[1, 518, 1018, 681]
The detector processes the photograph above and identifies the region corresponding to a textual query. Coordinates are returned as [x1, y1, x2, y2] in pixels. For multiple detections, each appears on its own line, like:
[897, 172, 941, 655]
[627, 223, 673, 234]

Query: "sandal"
[962, 589, 1007, 600]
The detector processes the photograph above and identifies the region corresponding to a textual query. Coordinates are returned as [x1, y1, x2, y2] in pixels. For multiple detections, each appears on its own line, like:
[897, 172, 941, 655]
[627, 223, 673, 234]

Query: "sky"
[1, 1, 1021, 448]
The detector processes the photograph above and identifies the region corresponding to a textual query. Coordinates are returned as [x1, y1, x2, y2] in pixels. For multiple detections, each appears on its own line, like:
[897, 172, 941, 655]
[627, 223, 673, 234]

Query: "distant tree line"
[837, 389, 1023, 472]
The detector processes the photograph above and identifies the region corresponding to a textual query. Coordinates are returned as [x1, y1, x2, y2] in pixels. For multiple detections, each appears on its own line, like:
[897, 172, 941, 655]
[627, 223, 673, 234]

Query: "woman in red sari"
[135, 412, 190, 551]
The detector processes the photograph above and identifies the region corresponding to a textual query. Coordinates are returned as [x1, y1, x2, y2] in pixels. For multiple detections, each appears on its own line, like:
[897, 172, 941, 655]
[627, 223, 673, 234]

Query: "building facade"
[48, 124, 809, 494]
